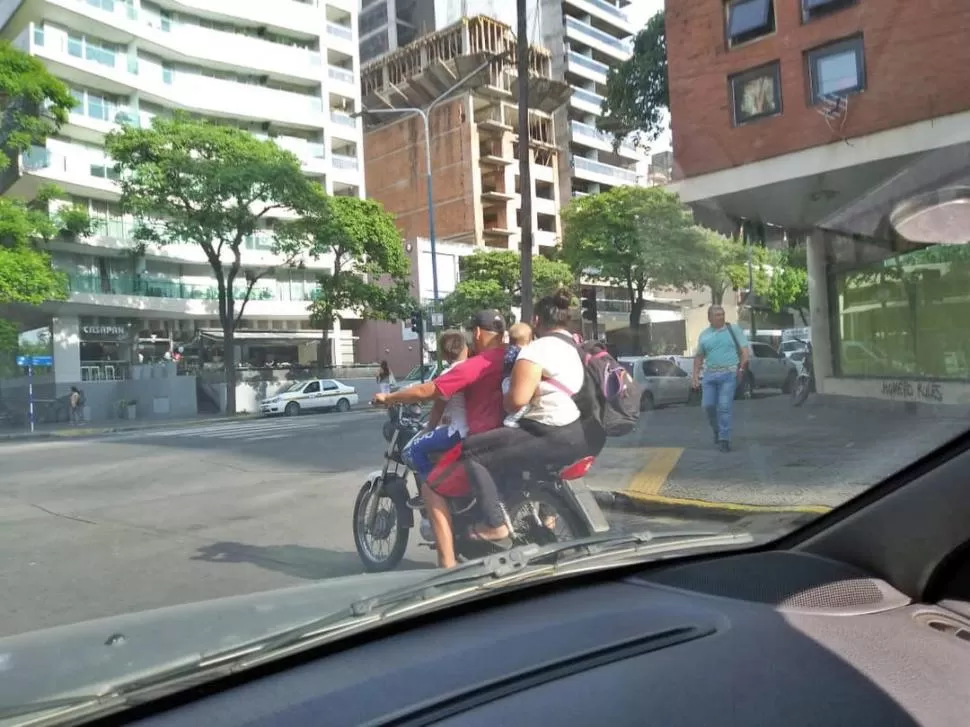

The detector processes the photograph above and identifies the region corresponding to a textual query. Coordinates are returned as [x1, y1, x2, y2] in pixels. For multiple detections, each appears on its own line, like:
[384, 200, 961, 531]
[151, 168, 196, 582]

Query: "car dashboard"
[130, 549, 970, 727]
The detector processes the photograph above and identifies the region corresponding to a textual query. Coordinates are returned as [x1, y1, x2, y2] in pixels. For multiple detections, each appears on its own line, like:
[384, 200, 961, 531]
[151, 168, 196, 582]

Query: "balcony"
[566, 51, 609, 82]
[570, 120, 638, 158]
[328, 66, 356, 85]
[49, 0, 324, 81]
[330, 110, 357, 128]
[331, 153, 359, 171]
[327, 22, 354, 42]
[572, 155, 638, 185]
[569, 87, 606, 114]
[67, 273, 323, 305]
[565, 16, 632, 61]
[33, 31, 326, 128]
[566, 0, 634, 33]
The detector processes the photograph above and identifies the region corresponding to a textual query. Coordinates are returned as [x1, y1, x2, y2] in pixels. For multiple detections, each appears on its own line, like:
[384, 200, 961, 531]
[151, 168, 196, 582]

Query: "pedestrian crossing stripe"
[108, 417, 344, 441]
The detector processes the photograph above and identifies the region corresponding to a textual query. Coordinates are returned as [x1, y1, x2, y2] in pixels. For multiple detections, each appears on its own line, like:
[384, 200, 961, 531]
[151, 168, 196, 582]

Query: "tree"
[280, 192, 413, 369]
[692, 228, 747, 305]
[0, 41, 77, 171]
[597, 11, 668, 151]
[441, 250, 575, 326]
[0, 42, 91, 358]
[561, 186, 703, 354]
[765, 247, 809, 320]
[105, 114, 314, 415]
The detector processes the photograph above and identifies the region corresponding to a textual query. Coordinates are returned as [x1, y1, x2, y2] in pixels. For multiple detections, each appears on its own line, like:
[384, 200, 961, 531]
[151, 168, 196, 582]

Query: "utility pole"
[516, 0, 534, 323]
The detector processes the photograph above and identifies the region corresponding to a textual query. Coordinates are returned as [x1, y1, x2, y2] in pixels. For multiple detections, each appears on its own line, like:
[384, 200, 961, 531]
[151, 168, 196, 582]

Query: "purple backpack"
[547, 333, 641, 437]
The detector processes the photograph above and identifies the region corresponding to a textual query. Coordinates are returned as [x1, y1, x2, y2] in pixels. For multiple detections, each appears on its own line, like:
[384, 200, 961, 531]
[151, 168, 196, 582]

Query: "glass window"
[808, 36, 866, 103]
[726, 0, 774, 47]
[32, 24, 44, 46]
[303, 381, 320, 394]
[162, 62, 174, 84]
[729, 62, 782, 125]
[322, 381, 339, 391]
[834, 245, 970, 380]
[802, 0, 856, 22]
[67, 33, 83, 57]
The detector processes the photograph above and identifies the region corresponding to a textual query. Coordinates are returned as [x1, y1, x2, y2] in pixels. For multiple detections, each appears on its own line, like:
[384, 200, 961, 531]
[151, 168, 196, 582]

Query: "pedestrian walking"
[68, 386, 84, 426]
[691, 306, 750, 452]
[377, 360, 396, 395]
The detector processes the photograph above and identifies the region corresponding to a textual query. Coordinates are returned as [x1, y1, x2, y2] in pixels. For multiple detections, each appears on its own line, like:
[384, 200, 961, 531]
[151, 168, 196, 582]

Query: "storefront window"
[833, 244, 970, 379]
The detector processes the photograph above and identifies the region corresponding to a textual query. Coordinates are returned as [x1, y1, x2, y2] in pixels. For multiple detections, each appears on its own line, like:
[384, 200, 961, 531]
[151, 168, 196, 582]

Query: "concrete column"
[807, 228, 834, 391]
[52, 315, 81, 384]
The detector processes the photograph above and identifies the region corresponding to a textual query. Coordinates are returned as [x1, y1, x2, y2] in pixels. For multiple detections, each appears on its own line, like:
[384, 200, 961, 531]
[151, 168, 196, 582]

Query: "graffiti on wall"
[880, 380, 944, 402]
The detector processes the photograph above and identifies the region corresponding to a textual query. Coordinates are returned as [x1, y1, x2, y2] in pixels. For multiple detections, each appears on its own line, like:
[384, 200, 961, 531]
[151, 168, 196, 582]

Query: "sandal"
[467, 523, 510, 543]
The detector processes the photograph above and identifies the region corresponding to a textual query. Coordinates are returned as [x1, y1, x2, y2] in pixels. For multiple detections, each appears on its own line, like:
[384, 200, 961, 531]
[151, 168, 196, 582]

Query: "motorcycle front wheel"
[353, 481, 410, 572]
[791, 375, 812, 407]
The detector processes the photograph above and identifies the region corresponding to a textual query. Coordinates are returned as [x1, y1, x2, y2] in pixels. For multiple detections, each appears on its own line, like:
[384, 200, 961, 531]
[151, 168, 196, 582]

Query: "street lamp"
[354, 51, 513, 328]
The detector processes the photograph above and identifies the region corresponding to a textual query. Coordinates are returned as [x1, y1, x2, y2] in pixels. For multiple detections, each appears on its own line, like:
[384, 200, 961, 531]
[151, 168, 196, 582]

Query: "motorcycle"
[791, 339, 815, 407]
[352, 404, 611, 572]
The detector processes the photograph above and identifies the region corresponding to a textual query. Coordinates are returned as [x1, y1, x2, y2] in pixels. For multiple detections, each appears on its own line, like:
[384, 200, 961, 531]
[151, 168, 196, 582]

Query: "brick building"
[667, 0, 970, 404]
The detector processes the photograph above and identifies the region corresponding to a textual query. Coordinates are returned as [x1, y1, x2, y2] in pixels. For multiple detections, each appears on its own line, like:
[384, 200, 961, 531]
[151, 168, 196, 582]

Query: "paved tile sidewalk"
[587, 394, 969, 511]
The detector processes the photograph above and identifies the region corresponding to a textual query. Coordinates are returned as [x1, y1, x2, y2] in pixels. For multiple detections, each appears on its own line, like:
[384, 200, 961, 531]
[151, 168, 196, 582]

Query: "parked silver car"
[618, 356, 696, 411]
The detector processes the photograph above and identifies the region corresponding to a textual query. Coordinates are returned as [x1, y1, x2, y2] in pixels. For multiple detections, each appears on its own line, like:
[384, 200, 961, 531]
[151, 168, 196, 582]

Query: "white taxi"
[259, 379, 359, 416]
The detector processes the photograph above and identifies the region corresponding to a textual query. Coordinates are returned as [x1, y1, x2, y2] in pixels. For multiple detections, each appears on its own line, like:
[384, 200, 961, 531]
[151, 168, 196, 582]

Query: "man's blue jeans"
[701, 369, 738, 443]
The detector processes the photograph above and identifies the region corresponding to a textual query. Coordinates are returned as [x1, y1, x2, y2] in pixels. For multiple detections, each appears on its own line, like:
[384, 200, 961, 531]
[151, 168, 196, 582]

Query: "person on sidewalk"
[691, 305, 750, 452]
[68, 387, 84, 426]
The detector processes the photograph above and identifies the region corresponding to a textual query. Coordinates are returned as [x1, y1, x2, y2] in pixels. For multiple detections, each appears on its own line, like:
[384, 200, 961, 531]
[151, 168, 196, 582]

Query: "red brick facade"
[667, 0, 970, 180]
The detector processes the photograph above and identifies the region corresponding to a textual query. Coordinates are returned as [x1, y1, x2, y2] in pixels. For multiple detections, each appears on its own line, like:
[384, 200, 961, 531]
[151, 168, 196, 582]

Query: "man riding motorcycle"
[372, 310, 507, 568]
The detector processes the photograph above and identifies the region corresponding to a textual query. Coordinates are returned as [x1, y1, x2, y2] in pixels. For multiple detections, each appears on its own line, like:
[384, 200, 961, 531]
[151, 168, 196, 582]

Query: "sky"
[622, 0, 670, 152]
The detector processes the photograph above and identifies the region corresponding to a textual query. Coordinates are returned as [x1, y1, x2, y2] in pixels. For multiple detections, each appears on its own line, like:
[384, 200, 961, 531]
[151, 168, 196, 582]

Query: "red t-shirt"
[434, 346, 506, 435]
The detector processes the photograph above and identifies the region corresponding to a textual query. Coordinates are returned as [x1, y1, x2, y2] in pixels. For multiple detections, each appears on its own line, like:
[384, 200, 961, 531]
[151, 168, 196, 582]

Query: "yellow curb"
[617, 491, 833, 515]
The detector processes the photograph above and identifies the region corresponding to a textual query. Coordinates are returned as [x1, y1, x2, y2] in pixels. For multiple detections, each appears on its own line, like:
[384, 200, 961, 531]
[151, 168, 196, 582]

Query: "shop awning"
[196, 329, 358, 343]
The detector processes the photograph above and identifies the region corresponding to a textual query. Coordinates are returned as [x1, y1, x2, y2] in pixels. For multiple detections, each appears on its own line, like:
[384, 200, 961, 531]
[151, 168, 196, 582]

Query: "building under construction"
[360, 15, 572, 257]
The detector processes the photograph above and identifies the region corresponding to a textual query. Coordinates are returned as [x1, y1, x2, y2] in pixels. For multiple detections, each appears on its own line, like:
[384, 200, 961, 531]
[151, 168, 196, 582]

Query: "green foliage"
[561, 186, 703, 298]
[105, 113, 313, 328]
[693, 228, 746, 305]
[597, 11, 668, 151]
[0, 41, 77, 171]
[281, 193, 414, 336]
[765, 248, 809, 314]
[440, 250, 574, 326]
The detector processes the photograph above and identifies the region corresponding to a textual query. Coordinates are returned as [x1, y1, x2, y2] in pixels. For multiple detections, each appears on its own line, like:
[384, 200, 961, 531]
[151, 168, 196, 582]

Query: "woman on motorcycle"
[460, 289, 606, 543]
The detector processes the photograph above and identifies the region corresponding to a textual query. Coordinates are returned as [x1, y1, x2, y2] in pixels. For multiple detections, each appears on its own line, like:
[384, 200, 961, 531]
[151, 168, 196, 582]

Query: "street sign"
[431, 312, 443, 328]
[16, 355, 53, 367]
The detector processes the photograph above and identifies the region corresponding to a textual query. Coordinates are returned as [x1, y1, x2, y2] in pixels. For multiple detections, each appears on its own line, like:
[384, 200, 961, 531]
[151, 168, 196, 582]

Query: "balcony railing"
[579, 0, 629, 23]
[331, 153, 359, 170]
[567, 51, 609, 77]
[571, 120, 635, 152]
[327, 22, 353, 41]
[571, 87, 605, 108]
[68, 273, 322, 302]
[565, 17, 632, 53]
[328, 66, 355, 84]
[330, 110, 357, 128]
[573, 156, 637, 183]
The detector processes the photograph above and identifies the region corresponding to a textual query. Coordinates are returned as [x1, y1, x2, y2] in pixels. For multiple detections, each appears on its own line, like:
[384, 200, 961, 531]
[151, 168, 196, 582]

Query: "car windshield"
[3, 0, 970, 717]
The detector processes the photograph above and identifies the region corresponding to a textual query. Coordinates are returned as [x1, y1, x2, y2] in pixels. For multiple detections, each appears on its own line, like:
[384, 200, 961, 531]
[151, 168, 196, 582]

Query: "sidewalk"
[0, 413, 256, 441]
[586, 393, 969, 516]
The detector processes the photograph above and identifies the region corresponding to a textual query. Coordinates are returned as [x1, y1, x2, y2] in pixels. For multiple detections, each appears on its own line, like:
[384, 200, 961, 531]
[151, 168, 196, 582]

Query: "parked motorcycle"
[353, 404, 611, 572]
[791, 339, 815, 407]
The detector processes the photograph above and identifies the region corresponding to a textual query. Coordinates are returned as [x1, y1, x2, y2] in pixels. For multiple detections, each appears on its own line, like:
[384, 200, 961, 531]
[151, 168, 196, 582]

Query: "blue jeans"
[701, 369, 738, 443]
[402, 425, 462, 478]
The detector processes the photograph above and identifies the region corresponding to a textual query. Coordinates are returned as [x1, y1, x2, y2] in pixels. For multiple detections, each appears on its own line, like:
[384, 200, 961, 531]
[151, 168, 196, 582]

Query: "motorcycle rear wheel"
[353, 482, 410, 572]
[505, 487, 590, 546]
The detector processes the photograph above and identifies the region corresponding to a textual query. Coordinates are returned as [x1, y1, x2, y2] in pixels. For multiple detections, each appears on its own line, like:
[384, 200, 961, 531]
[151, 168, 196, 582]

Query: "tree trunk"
[317, 309, 334, 376]
[223, 323, 237, 415]
[629, 299, 646, 355]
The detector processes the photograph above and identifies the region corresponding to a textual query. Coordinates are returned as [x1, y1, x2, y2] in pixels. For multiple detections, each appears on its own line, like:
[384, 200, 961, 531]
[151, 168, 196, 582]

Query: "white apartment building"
[0, 0, 364, 383]
[357, 0, 643, 205]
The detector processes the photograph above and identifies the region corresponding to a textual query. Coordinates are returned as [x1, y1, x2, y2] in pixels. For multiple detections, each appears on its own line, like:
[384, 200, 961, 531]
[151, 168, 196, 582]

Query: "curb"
[592, 489, 833, 521]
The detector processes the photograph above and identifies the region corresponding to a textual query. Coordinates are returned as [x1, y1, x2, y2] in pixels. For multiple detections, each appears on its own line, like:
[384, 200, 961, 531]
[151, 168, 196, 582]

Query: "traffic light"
[410, 309, 422, 333]
[580, 287, 597, 322]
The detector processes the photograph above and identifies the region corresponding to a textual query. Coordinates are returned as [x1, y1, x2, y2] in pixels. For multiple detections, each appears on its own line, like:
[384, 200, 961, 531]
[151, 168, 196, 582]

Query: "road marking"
[625, 447, 684, 497]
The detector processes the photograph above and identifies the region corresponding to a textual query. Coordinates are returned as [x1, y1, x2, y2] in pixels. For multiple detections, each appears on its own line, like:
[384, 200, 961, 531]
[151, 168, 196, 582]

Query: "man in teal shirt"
[691, 306, 750, 452]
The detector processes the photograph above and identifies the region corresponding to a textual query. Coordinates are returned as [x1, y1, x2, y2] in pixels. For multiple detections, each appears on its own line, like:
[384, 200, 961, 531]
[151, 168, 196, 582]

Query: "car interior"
[86, 428, 970, 727]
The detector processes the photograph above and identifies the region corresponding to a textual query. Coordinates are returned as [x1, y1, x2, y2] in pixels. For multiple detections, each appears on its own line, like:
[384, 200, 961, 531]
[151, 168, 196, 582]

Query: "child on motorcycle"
[401, 331, 470, 495]
[502, 322, 534, 428]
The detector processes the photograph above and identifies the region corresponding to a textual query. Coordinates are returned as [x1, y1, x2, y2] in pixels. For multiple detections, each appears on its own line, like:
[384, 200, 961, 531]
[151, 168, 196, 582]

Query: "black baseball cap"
[468, 310, 506, 334]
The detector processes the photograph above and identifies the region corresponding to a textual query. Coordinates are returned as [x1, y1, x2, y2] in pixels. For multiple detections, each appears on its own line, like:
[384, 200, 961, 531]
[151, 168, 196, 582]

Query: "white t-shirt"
[440, 359, 469, 437]
[516, 333, 584, 426]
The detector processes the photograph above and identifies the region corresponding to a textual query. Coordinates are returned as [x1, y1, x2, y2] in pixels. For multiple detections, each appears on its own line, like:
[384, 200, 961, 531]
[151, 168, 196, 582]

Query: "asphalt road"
[0, 409, 725, 639]
[3, 394, 963, 639]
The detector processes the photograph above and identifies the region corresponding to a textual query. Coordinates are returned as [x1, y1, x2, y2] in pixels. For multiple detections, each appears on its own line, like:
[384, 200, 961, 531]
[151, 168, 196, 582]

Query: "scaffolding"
[360, 15, 570, 115]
